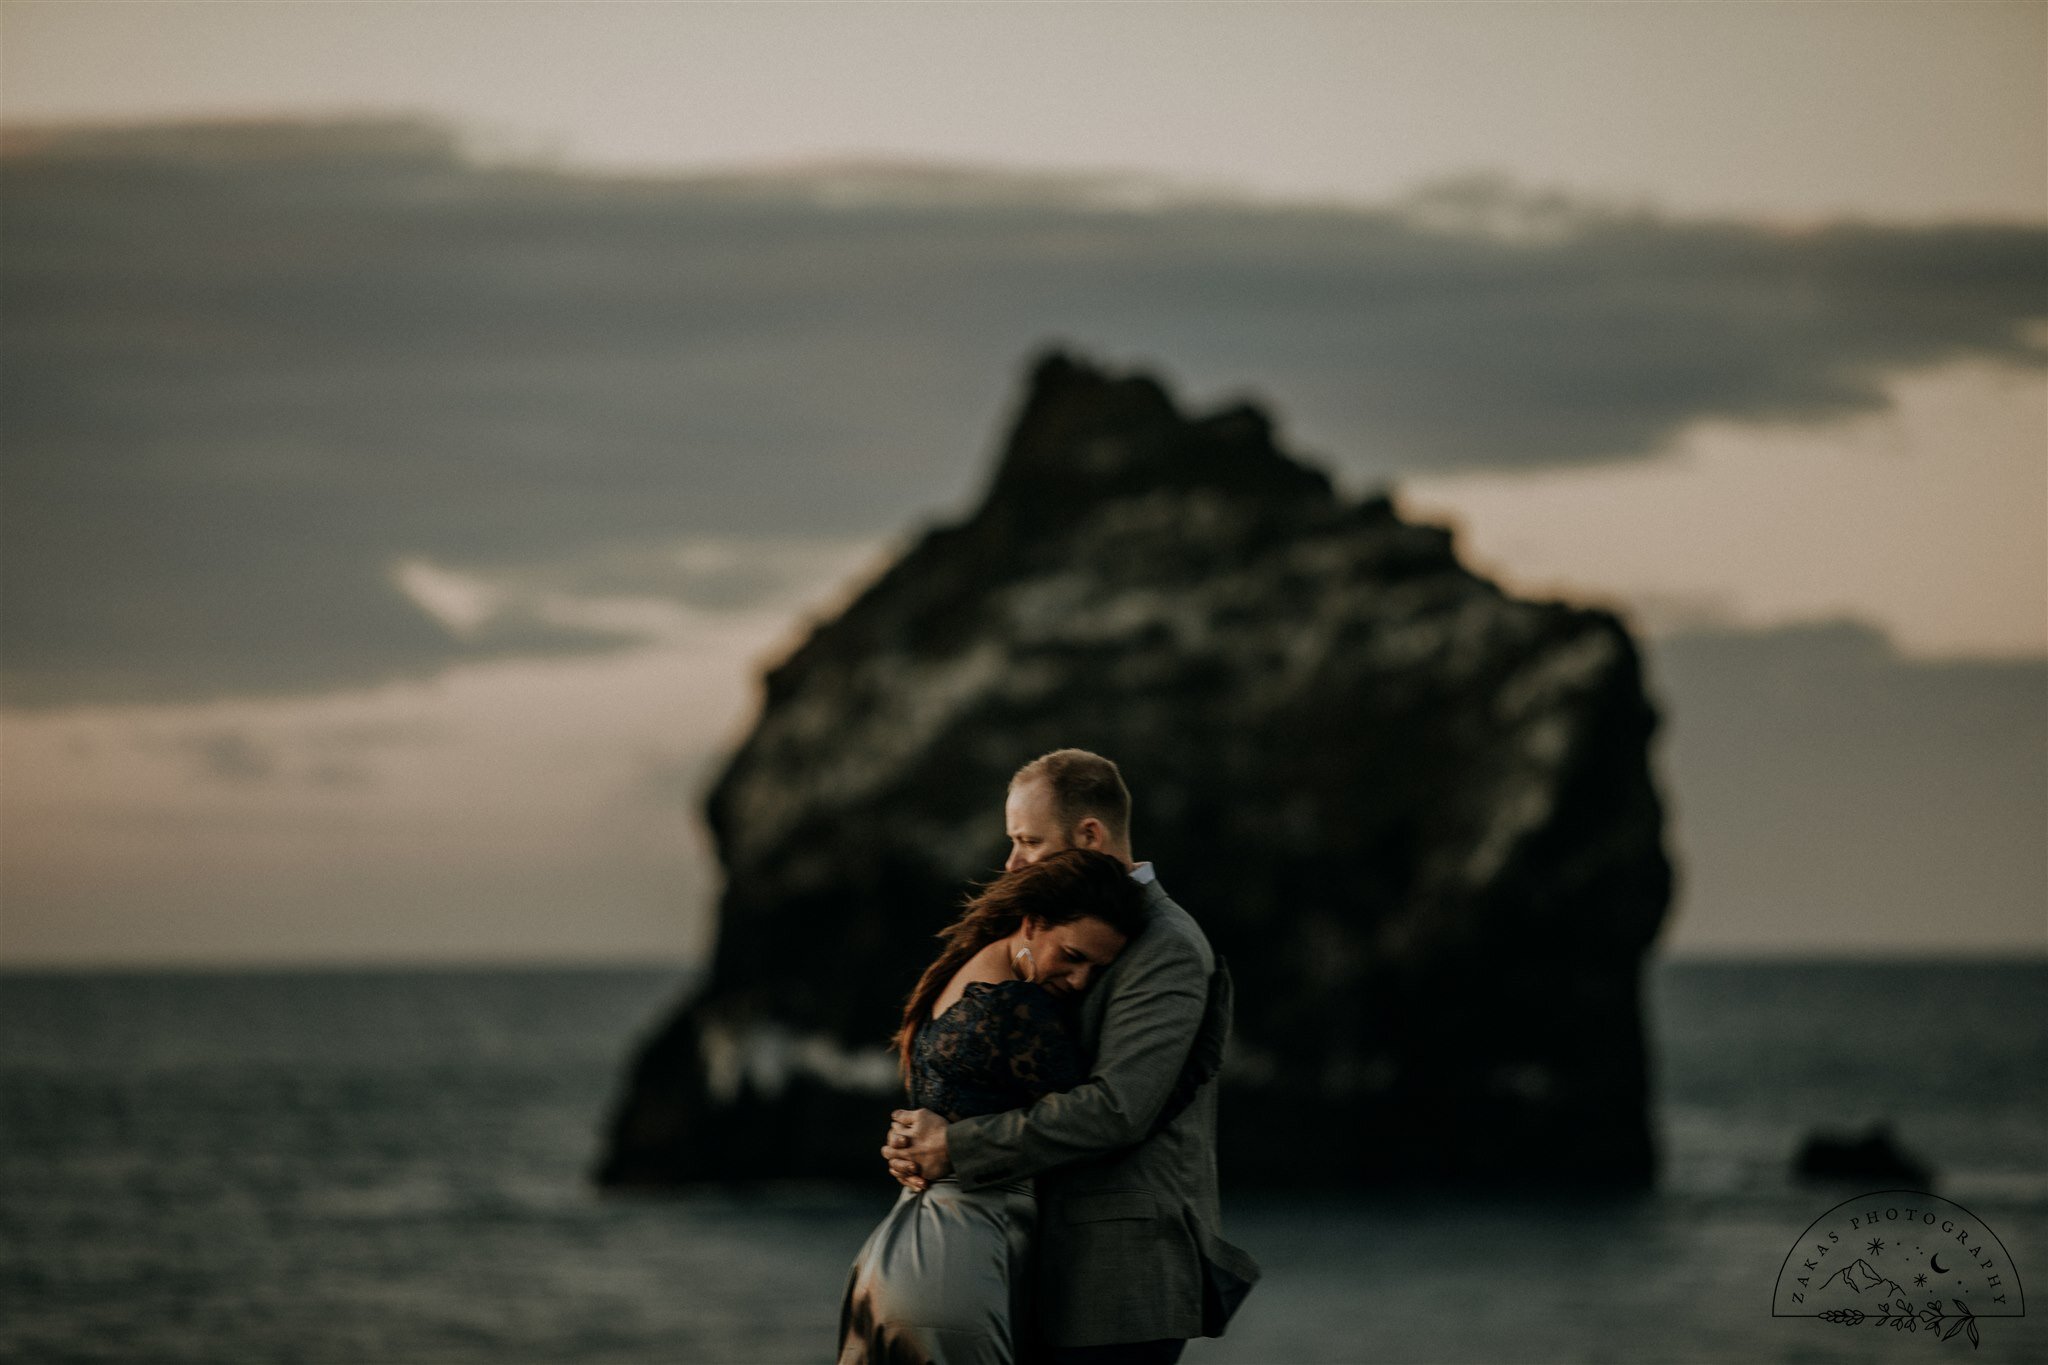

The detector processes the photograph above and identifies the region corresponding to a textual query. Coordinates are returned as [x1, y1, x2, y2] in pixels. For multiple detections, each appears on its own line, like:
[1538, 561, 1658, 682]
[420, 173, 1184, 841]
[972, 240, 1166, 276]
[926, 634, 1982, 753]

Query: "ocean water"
[2, 961, 2042, 1364]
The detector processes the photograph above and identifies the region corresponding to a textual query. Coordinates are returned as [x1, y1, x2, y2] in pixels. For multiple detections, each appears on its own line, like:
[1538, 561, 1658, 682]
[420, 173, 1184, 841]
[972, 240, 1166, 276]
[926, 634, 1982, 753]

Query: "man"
[885, 749, 1259, 1364]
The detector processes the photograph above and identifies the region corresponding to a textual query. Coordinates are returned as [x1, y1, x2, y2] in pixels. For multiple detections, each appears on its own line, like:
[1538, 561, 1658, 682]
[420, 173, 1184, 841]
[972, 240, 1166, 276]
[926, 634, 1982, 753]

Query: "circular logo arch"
[1773, 1190, 2026, 1348]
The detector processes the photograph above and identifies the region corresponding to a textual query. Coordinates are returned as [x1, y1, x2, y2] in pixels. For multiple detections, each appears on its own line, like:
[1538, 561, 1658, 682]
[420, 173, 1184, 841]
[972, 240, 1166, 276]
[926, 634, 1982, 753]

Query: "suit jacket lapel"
[1078, 877, 1169, 1054]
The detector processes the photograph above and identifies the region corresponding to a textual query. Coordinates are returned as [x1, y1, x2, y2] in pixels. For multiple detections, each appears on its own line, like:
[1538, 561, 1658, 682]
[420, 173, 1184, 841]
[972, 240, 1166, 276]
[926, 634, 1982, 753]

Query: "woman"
[838, 848, 1148, 1365]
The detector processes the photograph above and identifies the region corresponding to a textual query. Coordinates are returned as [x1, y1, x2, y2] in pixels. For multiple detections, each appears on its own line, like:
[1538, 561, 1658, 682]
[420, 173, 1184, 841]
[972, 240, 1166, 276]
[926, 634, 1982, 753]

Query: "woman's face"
[1022, 915, 1130, 998]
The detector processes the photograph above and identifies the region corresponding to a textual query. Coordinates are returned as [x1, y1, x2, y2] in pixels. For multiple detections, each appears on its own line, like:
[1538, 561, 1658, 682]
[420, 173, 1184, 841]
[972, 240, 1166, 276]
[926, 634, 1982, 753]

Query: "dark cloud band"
[3, 119, 2042, 705]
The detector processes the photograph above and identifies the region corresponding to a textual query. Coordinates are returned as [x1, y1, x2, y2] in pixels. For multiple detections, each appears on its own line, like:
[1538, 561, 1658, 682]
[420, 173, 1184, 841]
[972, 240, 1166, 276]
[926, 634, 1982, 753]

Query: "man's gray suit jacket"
[946, 876, 1259, 1349]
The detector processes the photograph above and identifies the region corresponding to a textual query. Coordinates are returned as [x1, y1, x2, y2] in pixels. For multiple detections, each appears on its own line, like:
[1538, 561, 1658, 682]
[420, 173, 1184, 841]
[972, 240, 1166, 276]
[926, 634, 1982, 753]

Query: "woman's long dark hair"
[893, 849, 1146, 1077]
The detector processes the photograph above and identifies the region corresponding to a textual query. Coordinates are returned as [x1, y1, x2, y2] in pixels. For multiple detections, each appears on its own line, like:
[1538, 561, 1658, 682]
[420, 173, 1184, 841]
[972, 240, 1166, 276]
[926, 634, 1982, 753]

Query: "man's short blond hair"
[1012, 748, 1133, 850]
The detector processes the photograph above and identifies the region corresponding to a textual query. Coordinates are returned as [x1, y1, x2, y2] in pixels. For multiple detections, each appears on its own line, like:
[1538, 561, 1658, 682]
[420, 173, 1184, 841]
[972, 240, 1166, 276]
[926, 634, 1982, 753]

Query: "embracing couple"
[838, 749, 1260, 1365]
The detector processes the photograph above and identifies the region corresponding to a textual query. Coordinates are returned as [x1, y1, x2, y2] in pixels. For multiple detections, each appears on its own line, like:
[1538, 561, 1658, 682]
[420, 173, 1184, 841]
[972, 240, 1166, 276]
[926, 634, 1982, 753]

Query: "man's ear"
[1072, 817, 1106, 851]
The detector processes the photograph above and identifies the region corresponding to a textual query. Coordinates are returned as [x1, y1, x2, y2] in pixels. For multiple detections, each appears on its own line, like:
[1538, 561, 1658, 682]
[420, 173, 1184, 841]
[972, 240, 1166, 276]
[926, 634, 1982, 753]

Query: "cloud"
[3, 118, 2042, 706]
[181, 729, 278, 784]
[150, 716, 442, 788]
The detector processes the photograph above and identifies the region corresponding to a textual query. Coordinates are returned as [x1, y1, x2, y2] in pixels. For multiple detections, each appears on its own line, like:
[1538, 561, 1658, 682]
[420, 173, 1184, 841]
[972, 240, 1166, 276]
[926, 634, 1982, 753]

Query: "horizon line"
[3, 949, 2043, 976]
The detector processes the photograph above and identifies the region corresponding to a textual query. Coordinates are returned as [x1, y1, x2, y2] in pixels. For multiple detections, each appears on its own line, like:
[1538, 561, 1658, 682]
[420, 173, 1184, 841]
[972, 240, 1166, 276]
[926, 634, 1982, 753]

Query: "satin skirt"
[837, 1176, 1038, 1365]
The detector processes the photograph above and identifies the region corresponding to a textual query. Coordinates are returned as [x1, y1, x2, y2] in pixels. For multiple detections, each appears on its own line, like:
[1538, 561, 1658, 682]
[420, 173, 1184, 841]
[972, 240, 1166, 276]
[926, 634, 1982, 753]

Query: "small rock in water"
[1794, 1123, 1936, 1188]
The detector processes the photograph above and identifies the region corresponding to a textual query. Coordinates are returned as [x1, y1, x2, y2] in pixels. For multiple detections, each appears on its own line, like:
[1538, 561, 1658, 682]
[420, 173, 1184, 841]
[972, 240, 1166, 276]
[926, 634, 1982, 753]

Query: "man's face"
[1004, 777, 1071, 872]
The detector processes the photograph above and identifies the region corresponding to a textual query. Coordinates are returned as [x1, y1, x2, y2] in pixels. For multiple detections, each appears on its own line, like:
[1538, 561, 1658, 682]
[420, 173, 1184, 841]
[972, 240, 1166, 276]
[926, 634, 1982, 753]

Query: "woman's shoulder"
[962, 977, 1057, 1005]
[962, 978, 1064, 1020]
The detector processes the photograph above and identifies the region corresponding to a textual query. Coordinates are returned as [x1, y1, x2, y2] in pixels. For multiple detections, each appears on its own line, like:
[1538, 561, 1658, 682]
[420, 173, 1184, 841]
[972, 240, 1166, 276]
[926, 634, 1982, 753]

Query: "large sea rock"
[597, 351, 1673, 1189]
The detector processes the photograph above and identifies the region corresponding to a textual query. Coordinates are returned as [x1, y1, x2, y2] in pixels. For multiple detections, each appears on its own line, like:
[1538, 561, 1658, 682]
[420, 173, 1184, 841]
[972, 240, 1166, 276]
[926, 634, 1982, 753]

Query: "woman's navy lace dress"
[838, 980, 1084, 1365]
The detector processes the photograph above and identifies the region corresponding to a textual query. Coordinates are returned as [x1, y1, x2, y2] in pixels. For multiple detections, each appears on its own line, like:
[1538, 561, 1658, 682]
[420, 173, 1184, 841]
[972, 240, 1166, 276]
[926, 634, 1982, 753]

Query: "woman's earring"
[1012, 945, 1035, 980]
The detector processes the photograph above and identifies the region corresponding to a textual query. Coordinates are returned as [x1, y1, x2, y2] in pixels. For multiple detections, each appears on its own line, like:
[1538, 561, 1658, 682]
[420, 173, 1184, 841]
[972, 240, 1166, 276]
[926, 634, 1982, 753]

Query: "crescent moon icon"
[1930, 1254, 1949, 1274]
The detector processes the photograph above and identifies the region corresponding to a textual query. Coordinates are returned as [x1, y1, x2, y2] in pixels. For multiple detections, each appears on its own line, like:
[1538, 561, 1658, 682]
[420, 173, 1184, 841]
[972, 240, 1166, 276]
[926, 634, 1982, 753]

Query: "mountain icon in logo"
[1817, 1259, 1908, 1303]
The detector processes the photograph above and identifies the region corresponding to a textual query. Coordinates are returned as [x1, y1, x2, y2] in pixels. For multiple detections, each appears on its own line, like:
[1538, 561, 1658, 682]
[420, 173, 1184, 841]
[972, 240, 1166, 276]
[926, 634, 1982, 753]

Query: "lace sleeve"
[992, 982, 1086, 1098]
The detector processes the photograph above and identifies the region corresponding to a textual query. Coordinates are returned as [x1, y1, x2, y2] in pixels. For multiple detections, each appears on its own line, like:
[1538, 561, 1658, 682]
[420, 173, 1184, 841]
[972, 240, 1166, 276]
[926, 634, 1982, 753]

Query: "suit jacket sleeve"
[946, 929, 1208, 1189]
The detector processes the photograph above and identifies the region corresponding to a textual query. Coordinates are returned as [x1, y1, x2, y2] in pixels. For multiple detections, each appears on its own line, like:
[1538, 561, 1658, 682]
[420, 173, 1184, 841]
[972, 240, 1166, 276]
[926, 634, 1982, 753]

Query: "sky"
[5, 1, 2042, 223]
[1, 1, 2043, 965]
